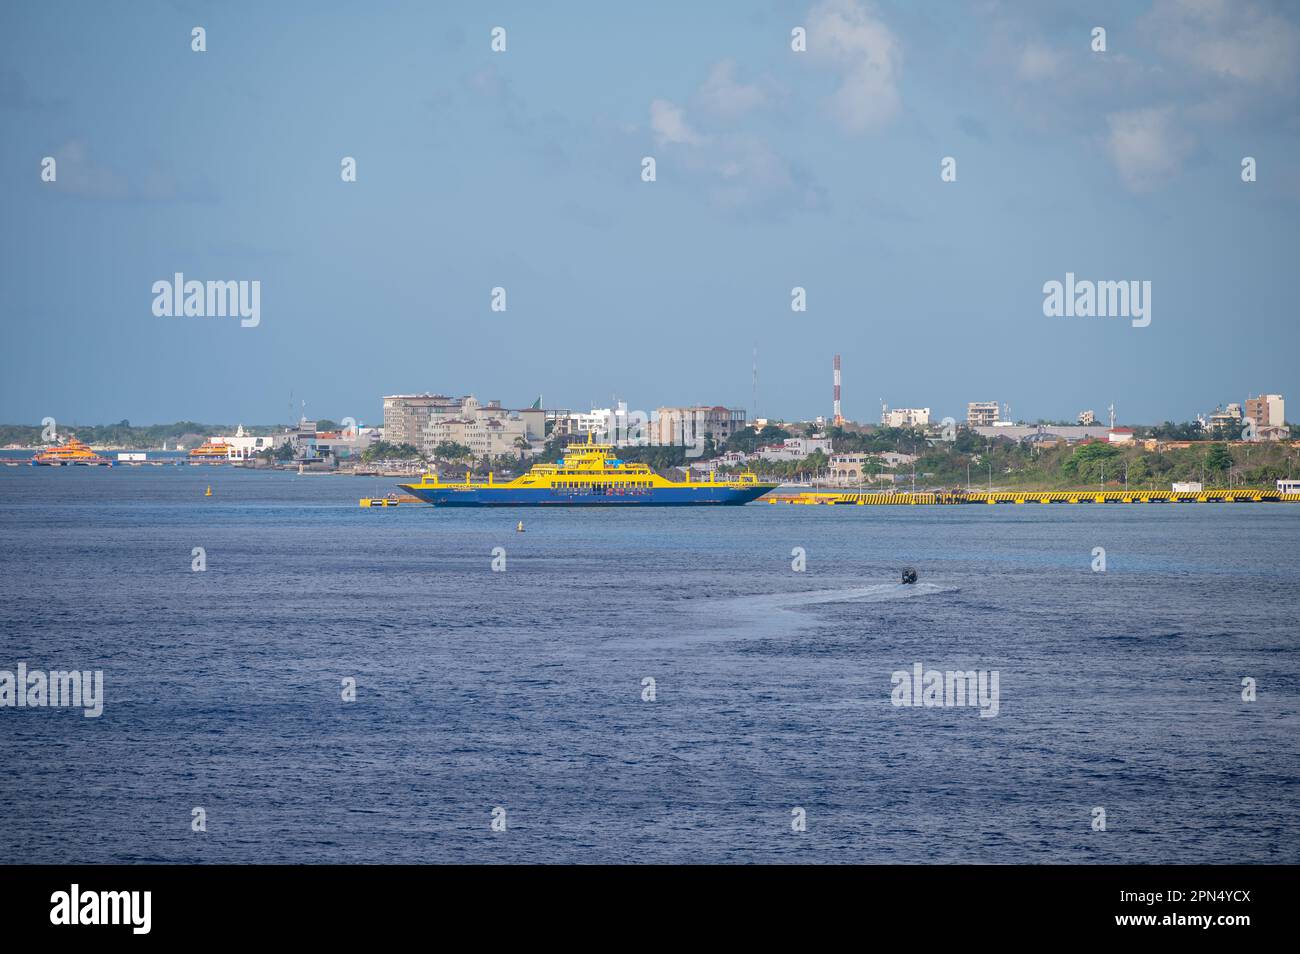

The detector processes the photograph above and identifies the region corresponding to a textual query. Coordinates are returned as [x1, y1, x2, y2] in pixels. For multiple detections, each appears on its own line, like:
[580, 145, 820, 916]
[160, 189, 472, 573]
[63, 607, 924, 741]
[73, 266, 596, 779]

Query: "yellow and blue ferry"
[400, 437, 773, 507]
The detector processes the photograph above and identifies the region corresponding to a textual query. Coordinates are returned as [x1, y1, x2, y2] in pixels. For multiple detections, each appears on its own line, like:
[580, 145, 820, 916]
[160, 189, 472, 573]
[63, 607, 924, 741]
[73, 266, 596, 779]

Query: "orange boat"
[30, 437, 111, 466]
[188, 438, 232, 461]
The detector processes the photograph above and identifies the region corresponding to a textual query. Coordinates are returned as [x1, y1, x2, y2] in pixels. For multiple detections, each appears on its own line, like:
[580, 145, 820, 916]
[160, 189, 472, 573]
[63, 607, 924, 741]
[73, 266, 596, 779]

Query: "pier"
[769, 489, 1300, 506]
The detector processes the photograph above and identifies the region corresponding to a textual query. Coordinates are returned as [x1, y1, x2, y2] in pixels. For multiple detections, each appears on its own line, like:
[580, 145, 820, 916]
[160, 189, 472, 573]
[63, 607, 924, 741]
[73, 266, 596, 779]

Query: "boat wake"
[665, 582, 957, 644]
[740, 582, 951, 610]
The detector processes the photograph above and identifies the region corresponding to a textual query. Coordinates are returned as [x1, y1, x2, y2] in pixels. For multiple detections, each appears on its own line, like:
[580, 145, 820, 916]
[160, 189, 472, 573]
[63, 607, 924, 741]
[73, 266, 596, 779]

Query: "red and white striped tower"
[832, 354, 843, 425]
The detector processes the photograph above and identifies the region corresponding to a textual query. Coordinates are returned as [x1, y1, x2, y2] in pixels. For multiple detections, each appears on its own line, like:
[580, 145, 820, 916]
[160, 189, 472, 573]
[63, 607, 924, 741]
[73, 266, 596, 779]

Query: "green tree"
[1205, 443, 1233, 475]
[724, 425, 790, 454]
[432, 441, 473, 462]
[360, 441, 421, 462]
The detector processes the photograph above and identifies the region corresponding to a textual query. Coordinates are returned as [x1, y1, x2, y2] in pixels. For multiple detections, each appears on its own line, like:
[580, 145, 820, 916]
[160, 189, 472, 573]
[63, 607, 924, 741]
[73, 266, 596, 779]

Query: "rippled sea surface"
[1, 467, 1297, 863]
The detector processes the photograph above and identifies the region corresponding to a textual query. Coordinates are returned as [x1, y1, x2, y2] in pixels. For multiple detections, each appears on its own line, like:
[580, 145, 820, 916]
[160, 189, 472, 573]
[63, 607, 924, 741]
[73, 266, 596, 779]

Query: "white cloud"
[808, 0, 902, 133]
[48, 140, 130, 200]
[1144, 0, 1300, 88]
[1017, 43, 1059, 81]
[1105, 108, 1193, 192]
[649, 98, 701, 146]
[697, 60, 767, 118]
[643, 98, 819, 216]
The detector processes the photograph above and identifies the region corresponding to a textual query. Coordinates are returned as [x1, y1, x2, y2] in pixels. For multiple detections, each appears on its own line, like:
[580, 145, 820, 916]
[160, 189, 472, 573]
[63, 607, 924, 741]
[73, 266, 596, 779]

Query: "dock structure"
[769, 489, 1300, 506]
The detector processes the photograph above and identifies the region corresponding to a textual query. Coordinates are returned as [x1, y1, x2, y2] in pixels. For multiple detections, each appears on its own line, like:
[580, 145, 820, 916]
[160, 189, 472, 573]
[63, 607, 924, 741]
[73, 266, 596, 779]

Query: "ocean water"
[0, 466, 1297, 864]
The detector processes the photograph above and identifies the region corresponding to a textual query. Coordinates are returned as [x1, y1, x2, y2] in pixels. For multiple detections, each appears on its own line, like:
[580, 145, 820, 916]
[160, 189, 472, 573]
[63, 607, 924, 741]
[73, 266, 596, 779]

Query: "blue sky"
[1, 0, 1297, 427]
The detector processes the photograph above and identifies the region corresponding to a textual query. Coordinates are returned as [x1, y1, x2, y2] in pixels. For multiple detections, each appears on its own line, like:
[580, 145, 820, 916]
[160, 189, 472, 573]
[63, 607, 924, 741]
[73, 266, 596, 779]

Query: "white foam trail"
[745, 582, 949, 608]
[664, 582, 955, 644]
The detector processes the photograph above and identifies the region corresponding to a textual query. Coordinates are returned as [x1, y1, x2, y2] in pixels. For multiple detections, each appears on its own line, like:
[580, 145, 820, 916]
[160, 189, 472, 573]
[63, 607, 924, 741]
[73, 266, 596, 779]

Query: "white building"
[422, 397, 544, 460]
[1205, 404, 1243, 431]
[754, 437, 832, 462]
[881, 407, 931, 428]
[221, 424, 286, 460]
[878, 452, 918, 467]
[574, 402, 644, 443]
[690, 451, 753, 473]
[314, 426, 380, 460]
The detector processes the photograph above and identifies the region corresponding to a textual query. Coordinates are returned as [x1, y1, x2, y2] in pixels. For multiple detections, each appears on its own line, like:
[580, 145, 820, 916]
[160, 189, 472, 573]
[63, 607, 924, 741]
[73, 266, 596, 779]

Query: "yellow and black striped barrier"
[769, 490, 1300, 506]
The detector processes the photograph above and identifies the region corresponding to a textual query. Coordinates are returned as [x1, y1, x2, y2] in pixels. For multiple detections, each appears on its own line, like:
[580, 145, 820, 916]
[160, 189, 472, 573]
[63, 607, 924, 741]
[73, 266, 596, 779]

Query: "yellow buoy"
[516, 521, 525, 532]
[205, 486, 213, 497]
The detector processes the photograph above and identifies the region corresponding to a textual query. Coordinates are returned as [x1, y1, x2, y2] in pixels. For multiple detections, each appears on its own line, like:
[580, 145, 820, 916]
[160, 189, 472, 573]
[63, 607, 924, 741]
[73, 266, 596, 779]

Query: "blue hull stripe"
[399, 485, 771, 507]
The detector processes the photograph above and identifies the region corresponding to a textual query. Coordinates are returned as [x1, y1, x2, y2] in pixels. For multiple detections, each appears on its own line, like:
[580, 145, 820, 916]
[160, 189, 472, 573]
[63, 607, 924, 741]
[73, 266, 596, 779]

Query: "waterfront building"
[383, 394, 461, 446]
[827, 451, 917, 483]
[314, 426, 379, 460]
[218, 424, 286, 460]
[283, 420, 323, 460]
[421, 397, 544, 460]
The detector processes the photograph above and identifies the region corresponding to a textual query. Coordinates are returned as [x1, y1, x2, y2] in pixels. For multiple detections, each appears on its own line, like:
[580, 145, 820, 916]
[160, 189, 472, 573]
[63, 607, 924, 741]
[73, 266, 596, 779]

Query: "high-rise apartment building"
[1245, 393, 1285, 427]
[967, 402, 999, 427]
[382, 394, 462, 446]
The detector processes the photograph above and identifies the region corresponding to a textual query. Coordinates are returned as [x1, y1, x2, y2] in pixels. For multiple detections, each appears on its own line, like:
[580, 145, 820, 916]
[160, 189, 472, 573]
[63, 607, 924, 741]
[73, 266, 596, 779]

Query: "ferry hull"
[399, 484, 772, 507]
[29, 459, 112, 466]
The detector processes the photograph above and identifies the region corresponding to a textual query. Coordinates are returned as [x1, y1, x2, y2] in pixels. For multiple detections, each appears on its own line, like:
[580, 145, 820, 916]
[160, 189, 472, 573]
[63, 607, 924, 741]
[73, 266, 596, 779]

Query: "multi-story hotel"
[1245, 393, 1285, 428]
[967, 401, 1000, 427]
[421, 397, 545, 460]
[653, 406, 747, 446]
[382, 394, 463, 446]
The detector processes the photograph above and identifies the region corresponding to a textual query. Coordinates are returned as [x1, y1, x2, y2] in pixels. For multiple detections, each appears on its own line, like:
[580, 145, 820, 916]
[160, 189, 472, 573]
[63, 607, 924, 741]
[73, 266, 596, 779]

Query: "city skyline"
[3, 377, 1284, 431]
[2, 1, 1298, 424]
